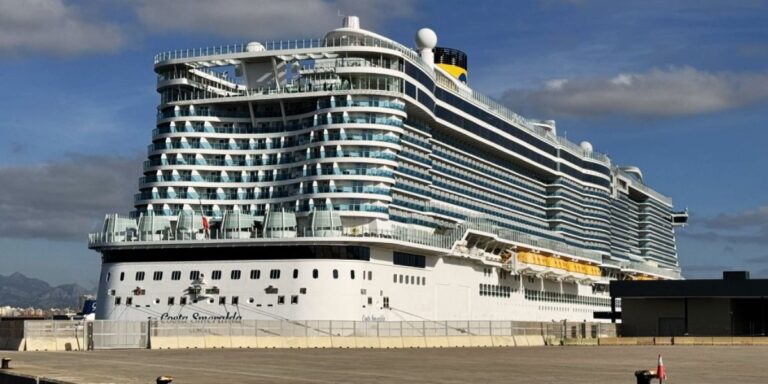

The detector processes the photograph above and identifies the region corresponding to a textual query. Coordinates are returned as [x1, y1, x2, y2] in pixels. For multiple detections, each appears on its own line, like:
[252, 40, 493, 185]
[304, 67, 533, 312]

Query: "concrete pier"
[2, 346, 768, 383]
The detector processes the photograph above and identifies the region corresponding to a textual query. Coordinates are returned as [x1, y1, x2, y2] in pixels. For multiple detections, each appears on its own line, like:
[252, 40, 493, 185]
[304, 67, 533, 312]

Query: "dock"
[2, 345, 768, 383]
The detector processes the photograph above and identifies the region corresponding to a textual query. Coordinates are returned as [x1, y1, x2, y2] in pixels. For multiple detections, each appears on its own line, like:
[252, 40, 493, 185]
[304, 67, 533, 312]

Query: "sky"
[1, 0, 767, 287]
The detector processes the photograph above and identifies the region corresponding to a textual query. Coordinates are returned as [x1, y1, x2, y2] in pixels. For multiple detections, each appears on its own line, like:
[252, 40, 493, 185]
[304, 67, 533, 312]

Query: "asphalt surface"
[2, 346, 767, 383]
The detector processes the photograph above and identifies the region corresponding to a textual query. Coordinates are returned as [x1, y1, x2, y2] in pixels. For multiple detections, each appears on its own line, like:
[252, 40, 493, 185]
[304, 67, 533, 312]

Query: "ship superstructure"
[89, 17, 687, 322]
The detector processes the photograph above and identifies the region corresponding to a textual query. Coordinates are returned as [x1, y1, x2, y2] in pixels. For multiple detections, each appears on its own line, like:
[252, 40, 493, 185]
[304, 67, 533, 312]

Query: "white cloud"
[680, 205, 768, 245]
[0, 154, 142, 240]
[0, 0, 124, 55]
[501, 66, 768, 117]
[133, 0, 417, 39]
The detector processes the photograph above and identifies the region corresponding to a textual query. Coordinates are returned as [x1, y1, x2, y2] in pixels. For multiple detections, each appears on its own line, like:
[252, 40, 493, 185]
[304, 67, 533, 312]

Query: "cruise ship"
[89, 17, 688, 322]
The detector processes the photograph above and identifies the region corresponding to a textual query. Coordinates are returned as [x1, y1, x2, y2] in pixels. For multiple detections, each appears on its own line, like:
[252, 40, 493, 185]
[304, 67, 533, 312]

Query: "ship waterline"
[90, 16, 686, 322]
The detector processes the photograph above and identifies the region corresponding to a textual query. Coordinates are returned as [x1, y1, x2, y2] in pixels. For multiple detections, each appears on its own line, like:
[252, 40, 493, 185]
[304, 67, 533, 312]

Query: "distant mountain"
[0, 272, 94, 309]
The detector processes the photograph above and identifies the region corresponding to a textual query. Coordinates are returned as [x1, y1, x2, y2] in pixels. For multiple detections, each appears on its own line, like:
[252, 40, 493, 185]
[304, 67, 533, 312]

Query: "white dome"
[245, 42, 265, 52]
[579, 141, 593, 153]
[415, 28, 437, 49]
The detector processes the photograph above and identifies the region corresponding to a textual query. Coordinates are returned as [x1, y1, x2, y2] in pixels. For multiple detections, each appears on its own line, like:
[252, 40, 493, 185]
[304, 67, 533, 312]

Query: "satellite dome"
[579, 141, 593, 153]
[415, 28, 437, 49]
[245, 42, 265, 52]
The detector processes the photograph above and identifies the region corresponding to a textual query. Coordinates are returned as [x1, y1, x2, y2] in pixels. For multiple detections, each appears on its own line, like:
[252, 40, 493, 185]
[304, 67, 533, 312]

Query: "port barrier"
[1, 319, 617, 351]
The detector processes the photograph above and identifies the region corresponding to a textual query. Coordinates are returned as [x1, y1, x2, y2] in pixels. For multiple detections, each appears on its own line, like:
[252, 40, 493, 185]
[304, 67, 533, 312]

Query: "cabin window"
[291, 295, 299, 304]
[119, 272, 125, 281]
[114, 297, 121, 305]
[231, 270, 241, 280]
[293, 269, 299, 279]
[126, 297, 133, 305]
[180, 297, 187, 305]
[393, 252, 426, 268]
[232, 296, 239, 305]
[312, 269, 319, 279]
[212, 270, 222, 280]
[350, 270, 355, 279]
[135, 272, 145, 281]
[168, 297, 175, 305]
[153, 271, 163, 281]
[383, 297, 389, 308]
[106, 272, 111, 282]
[171, 271, 181, 280]
[250, 269, 260, 279]
[277, 295, 285, 305]
[190, 270, 200, 280]
[270, 269, 281, 279]
[333, 269, 339, 279]
[219, 296, 226, 305]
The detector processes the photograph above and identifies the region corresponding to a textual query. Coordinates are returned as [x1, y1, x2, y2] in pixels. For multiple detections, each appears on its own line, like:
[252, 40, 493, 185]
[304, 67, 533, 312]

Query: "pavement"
[1, 346, 767, 383]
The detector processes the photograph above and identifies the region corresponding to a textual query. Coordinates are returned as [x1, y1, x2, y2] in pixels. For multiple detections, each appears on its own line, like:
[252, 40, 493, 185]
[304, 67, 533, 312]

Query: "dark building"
[610, 271, 768, 336]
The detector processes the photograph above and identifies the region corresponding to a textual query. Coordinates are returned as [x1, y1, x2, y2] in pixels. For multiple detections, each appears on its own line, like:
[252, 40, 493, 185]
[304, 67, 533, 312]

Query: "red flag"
[657, 354, 666, 380]
[202, 216, 209, 230]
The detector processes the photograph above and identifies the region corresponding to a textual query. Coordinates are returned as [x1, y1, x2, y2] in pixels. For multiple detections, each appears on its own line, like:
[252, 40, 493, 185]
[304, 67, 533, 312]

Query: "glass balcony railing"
[153, 36, 433, 76]
[141, 169, 394, 185]
[160, 76, 404, 104]
[147, 134, 398, 153]
[316, 98, 406, 111]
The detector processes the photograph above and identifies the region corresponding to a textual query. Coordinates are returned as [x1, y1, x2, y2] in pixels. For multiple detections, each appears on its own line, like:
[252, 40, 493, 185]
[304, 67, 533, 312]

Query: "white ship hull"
[96, 244, 612, 322]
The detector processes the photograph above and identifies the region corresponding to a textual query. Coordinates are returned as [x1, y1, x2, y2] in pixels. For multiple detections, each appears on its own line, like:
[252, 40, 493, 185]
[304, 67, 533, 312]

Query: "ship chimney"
[343, 15, 360, 29]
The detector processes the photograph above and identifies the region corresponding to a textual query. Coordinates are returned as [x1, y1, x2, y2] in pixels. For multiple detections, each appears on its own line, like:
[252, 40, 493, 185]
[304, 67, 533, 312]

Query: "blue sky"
[1, 0, 767, 286]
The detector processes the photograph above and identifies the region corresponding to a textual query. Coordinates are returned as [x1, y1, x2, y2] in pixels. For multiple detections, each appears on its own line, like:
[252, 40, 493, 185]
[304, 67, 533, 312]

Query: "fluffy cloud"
[133, 0, 417, 39]
[0, 0, 124, 55]
[501, 66, 768, 117]
[701, 206, 768, 231]
[0, 154, 142, 240]
[680, 205, 768, 245]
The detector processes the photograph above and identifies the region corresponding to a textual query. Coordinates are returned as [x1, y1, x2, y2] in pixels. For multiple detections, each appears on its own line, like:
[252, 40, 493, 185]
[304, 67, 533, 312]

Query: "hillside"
[0, 272, 93, 309]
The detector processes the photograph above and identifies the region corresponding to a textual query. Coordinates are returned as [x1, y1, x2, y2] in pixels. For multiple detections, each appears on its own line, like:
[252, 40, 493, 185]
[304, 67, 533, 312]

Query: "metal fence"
[3, 319, 618, 350]
[90, 320, 148, 350]
[149, 319, 616, 339]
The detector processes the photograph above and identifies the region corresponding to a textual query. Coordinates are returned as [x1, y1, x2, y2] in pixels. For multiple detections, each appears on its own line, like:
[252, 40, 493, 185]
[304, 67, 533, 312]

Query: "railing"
[140, 168, 394, 185]
[142, 150, 398, 169]
[461, 216, 603, 263]
[147, 134, 399, 153]
[616, 169, 672, 205]
[602, 258, 680, 279]
[153, 36, 434, 75]
[160, 76, 403, 103]
[88, 209, 602, 265]
[316, 98, 406, 111]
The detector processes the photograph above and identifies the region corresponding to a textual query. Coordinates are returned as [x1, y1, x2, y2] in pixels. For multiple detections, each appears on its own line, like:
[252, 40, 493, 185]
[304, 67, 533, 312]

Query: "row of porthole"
[113, 293, 303, 307]
[107, 268, 375, 283]
[392, 274, 425, 285]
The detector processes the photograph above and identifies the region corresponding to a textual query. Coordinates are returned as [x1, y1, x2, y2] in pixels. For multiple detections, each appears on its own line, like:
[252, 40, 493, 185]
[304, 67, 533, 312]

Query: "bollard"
[1, 357, 11, 369]
[633, 370, 656, 384]
[156, 375, 173, 384]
